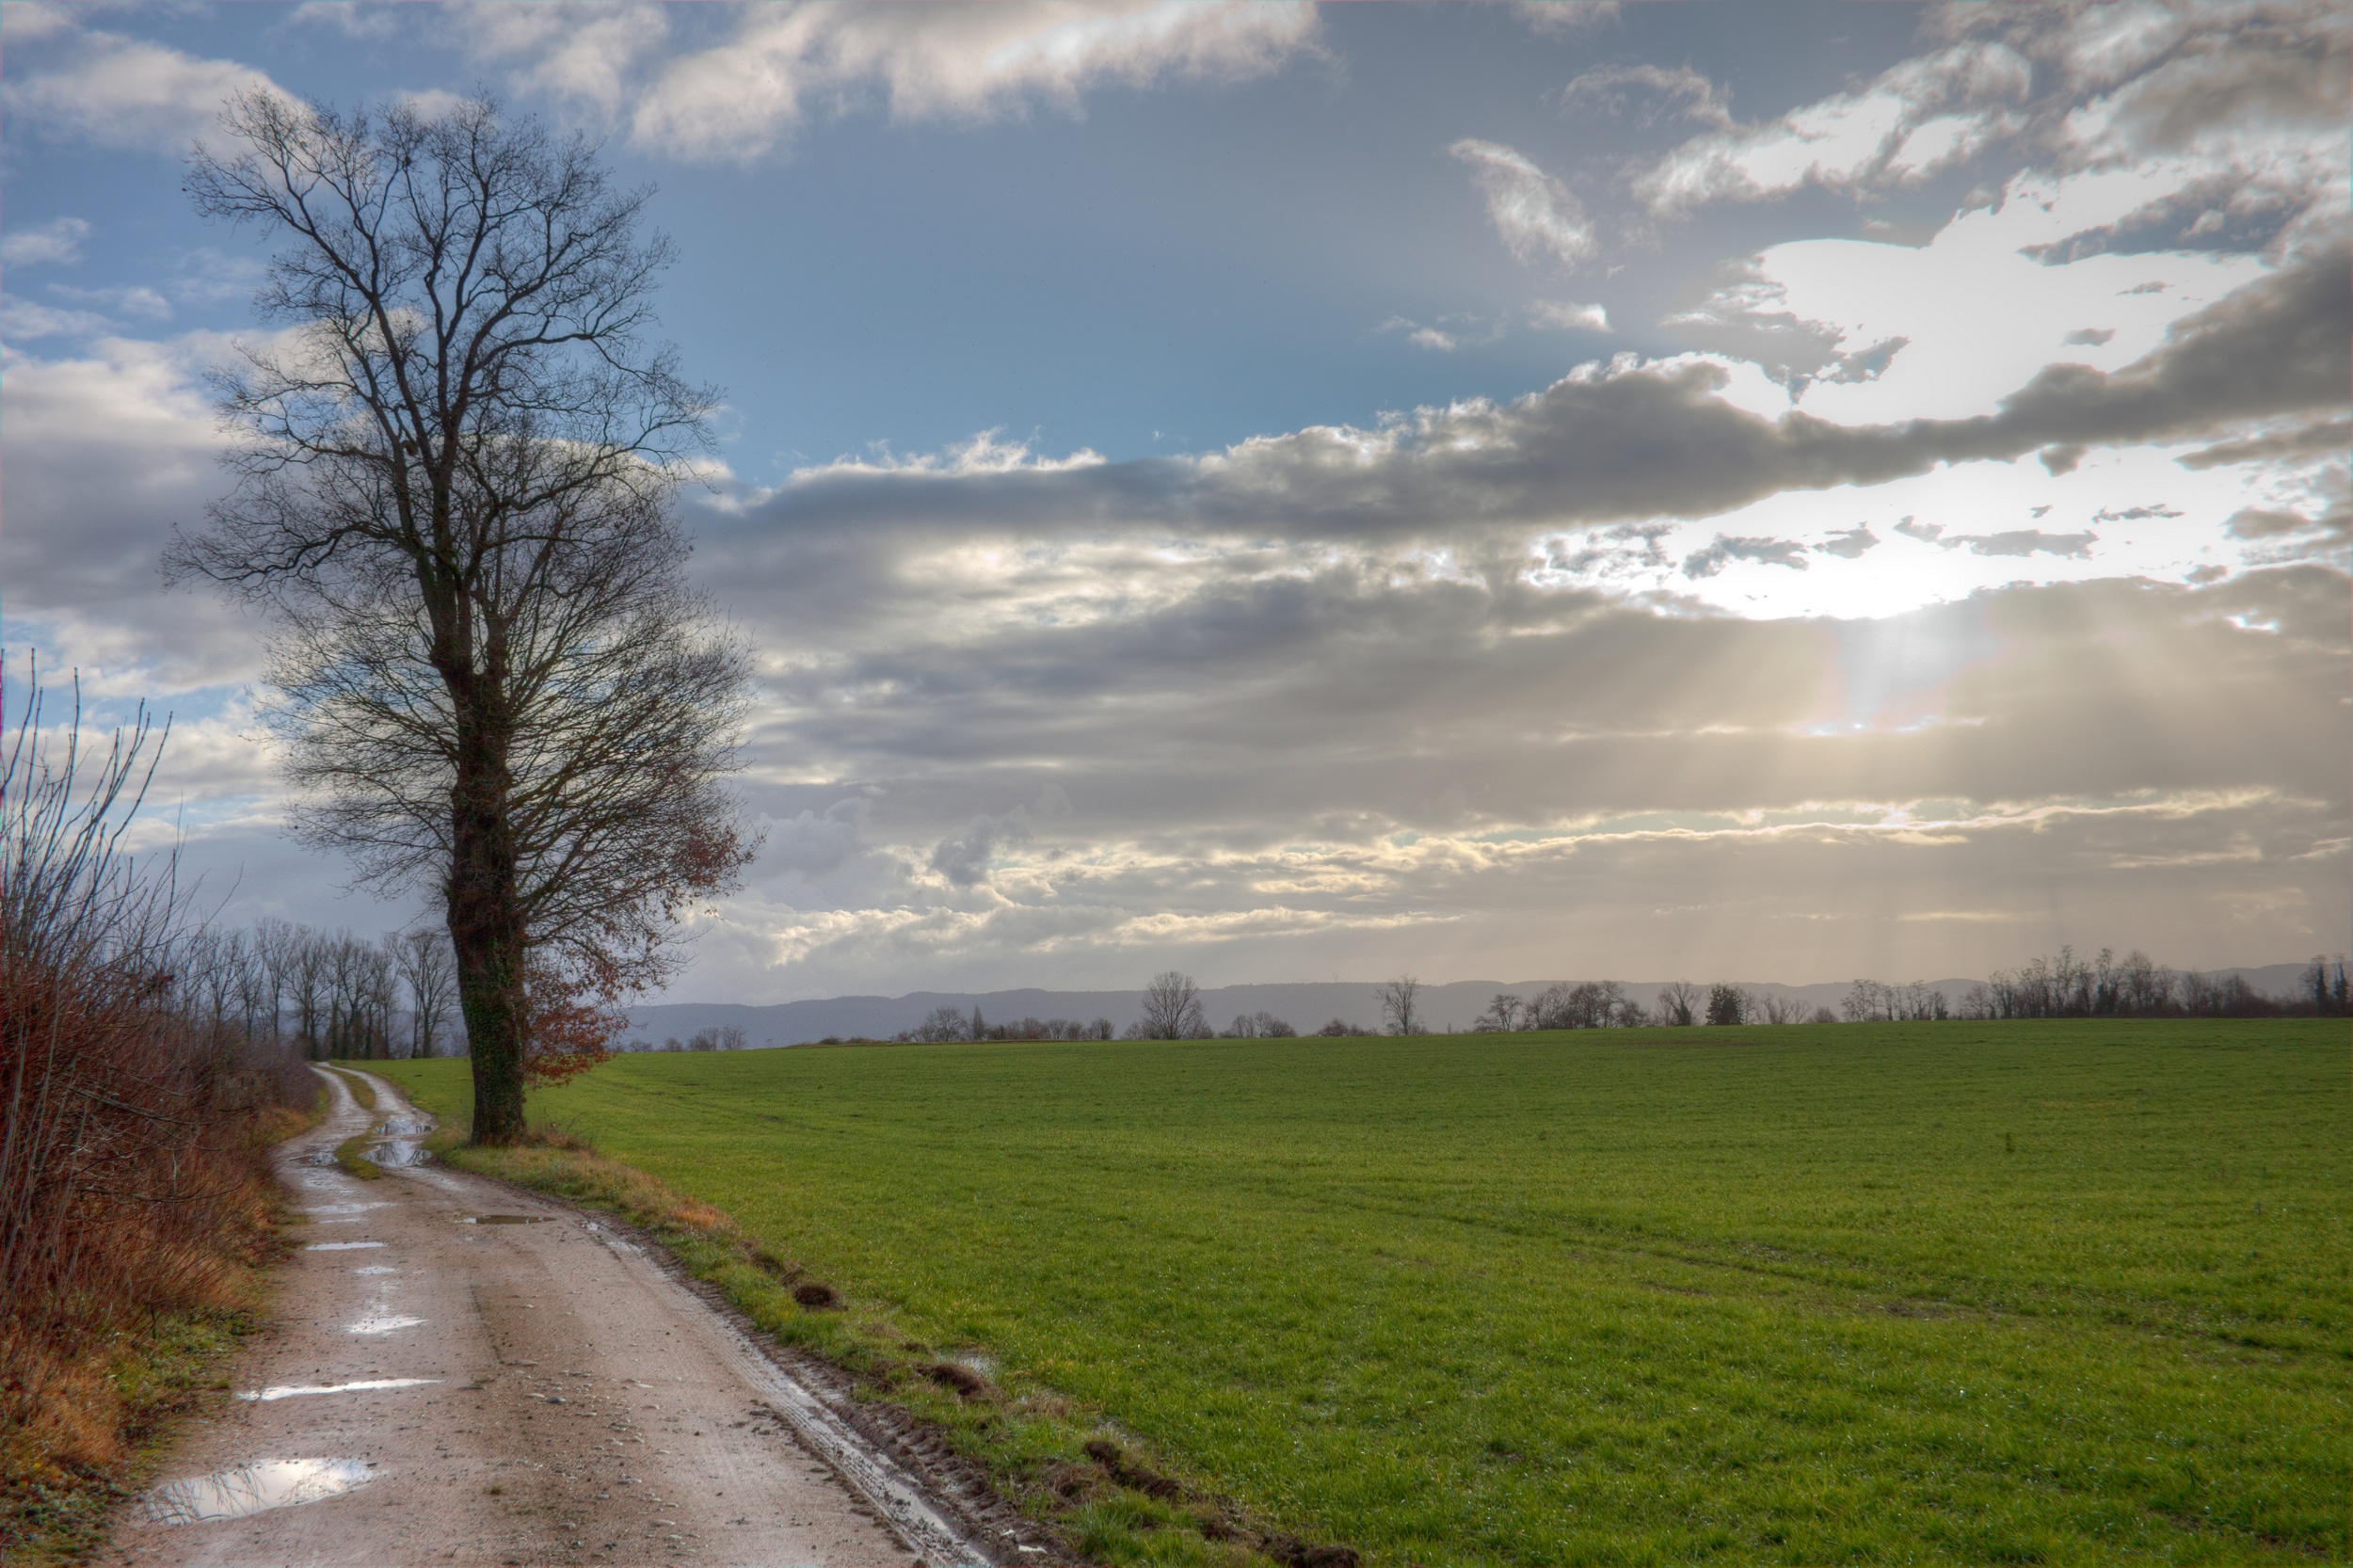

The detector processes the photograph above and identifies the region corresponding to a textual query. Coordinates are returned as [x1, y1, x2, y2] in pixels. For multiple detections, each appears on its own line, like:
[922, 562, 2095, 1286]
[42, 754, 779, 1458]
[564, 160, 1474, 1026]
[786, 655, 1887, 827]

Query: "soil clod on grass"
[919, 1362, 988, 1399]
[1259, 1532, 1360, 1568]
[1082, 1438, 1180, 1500]
[791, 1282, 840, 1309]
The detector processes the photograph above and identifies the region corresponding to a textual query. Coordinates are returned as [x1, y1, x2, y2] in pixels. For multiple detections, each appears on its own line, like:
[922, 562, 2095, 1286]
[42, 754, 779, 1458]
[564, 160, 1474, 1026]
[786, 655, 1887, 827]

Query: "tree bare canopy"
[169, 92, 752, 1143]
[1132, 970, 1208, 1040]
[1377, 974, 1424, 1036]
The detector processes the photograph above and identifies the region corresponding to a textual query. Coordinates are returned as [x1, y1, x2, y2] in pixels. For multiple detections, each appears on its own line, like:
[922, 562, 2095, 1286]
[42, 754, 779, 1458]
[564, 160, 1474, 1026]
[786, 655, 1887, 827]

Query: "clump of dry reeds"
[1, 662, 316, 1529]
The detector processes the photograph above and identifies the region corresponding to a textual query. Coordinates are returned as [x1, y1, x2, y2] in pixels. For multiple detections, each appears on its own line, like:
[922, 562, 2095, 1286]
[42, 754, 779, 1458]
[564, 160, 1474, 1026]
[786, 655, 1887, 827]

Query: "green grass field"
[372, 1022, 2345, 1565]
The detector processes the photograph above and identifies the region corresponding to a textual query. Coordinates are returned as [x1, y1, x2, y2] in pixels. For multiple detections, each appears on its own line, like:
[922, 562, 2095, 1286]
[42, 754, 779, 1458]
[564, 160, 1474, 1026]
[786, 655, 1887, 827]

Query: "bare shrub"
[2, 665, 314, 1506]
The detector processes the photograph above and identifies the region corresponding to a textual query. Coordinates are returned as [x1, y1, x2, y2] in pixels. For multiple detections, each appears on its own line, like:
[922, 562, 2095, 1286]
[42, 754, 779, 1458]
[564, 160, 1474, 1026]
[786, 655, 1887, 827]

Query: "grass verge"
[406, 1115, 1315, 1567]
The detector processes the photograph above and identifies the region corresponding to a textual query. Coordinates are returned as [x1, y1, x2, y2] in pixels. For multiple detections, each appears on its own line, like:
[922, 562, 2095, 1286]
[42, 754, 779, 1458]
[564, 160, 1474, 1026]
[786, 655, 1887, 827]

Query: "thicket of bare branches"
[170, 92, 753, 1142]
[1, 667, 315, 1513]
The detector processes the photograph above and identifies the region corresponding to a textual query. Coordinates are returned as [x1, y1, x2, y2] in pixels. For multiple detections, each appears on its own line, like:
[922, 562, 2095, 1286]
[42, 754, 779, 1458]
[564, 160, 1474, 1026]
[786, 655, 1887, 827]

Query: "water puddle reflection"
[304, 1241, 384, 1252]
[366, 1118, 432, 1168]
[460, 1214, 550, 1225]
[143, 1459, 371, 1525]
[238, 1378, 440, 1402]
[352, 1265, 397, 1276]
[346, 1315, 425, 1335]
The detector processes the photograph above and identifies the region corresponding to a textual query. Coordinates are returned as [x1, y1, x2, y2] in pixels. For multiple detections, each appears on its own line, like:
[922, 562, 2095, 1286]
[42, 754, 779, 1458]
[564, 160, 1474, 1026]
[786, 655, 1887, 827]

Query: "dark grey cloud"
[1816, 525, 1878, 559]
[1682, 534, 1809, 578]
[708, 248, 2348, 558]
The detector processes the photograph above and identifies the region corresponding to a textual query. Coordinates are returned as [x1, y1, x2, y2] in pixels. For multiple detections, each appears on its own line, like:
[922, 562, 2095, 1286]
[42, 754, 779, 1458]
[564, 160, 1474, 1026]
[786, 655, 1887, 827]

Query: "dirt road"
[113, 1067, 996, 1568]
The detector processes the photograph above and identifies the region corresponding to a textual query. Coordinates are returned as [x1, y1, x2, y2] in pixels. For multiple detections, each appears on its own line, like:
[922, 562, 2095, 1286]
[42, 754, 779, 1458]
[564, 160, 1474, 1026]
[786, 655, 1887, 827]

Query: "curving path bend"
[112, 1065, 993, 1568]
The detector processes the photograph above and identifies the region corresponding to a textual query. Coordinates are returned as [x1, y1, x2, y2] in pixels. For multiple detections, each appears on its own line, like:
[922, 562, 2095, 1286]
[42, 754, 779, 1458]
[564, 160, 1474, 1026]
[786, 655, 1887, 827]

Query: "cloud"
[449, 2, 672, 119]
[2, 216, 91, 267]
[929, 810, 1032, 888]
[1449, 139, 1597, 269]
[609, 1, 1318, 161]
[1816, 525, 1879, 559]
[1950, 529, 2098, 559]
[1561, 63, 1733, 129]
[1682, 535, 1810, 578]
[0, 335, 265, 692]
[762, 797, 872, 879]
[666, 549, 2348, 999]
[1529, 300, 1610, 332]
[1631, 41, 2032, 215]
[1, 26, 290, 153]
[1627, 1, 2349, 261]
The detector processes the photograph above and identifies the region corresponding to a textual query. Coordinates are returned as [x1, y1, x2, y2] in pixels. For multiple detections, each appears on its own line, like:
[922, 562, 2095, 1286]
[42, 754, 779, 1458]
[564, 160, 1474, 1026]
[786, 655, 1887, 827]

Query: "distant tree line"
[618, 1025, 751, 1052]
[900, 1006, 1118, 1044]
[171, 919, 461, 1061]
[1952, 947, 2347, 1019]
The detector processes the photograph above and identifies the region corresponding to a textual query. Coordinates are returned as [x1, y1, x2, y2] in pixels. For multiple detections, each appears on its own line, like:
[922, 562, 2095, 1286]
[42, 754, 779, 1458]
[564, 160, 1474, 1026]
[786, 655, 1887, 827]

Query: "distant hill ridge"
[626, 966, 2316, 1049]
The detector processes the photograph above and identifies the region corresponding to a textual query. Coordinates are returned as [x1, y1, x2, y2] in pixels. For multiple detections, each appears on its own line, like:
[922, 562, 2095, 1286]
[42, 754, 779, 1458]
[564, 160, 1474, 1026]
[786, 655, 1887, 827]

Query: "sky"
[4, 0, 2346, 1002]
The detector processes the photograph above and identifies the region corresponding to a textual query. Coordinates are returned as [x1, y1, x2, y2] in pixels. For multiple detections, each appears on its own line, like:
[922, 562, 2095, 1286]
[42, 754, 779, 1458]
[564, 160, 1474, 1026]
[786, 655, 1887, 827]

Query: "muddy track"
[111, 1067, 1006, 1568]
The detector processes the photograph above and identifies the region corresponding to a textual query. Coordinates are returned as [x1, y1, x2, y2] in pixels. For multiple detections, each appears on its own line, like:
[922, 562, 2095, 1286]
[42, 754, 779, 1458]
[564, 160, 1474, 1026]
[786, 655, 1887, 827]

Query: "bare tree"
[1378, 975, 1425, 1036]
[1656, 981, 1701, 1027]
[1134, 970, 1207, 1039]
[392, 927, 459, 1058]
[171, 94, 752, 1142]
[1473, 992, 1522, 1032]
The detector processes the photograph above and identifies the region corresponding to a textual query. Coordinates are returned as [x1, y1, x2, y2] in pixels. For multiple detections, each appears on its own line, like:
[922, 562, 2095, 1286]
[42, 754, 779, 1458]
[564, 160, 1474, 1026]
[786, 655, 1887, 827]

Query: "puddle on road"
[461, 1214, 550, 1224]
[143, 1459, 372, 1525]
[238, 1378, 440, 1402]
[353, 1265, 397, 1276]
[346, 1315, 425, 1336]
[304, 1241, 385, 1252]
[366, 1118, 433, 1168]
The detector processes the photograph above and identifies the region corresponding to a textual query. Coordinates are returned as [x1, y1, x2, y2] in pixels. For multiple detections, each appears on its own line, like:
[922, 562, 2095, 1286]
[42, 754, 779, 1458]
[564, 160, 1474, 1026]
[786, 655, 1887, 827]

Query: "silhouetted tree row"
[178, 919, 462, 1060]
[1954, 946, 2345, 1019]
[901, 1006, 1117, 1044]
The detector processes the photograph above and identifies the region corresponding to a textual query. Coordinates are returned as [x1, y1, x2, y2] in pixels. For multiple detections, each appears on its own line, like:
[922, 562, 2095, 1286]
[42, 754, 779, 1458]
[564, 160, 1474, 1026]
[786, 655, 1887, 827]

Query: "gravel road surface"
[112, 1066, 994, 1568]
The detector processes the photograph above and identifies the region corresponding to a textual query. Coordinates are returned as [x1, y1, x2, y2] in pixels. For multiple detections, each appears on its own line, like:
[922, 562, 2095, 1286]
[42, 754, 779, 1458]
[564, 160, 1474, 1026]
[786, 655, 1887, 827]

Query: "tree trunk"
[448, 686, 530, 1144]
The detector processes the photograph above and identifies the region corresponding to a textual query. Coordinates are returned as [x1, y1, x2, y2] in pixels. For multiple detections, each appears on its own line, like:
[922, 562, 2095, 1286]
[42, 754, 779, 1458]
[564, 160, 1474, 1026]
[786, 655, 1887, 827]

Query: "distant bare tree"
[1473, 992, 1523, 1032]
[392, 928, 459, 1058]
[908, 1006, 971, 1044]
[1134, 970, 1207, 1040]
[1224, 1011, 1296, 1039]
[1313, 1018, 1359, 1037]
[1656, 981, 1701, 1027]
[1377, 975, 1425, 1035]
[172, 93, 752, 1141]
[1757, 993, 1812, 1025]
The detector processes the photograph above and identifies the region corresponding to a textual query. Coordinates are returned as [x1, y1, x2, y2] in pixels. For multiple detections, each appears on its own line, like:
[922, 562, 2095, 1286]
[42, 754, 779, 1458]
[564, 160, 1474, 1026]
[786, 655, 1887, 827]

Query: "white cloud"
[584, 1, 1319, 162]
[1449, 138, 1597, 269]
[2, 216, 92, 268]
[1632, 41, 2033, 215]
[1, 27, 290, 154]
[1561, 63, 1732, 129]
[1530, 299, 1609, 332]
[449, 1, 671, 119]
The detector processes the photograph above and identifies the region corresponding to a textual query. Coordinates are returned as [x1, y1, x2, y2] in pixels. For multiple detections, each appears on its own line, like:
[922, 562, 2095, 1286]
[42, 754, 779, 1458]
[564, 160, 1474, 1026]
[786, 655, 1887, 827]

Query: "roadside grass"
[371, 1022, 2347, 1566]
